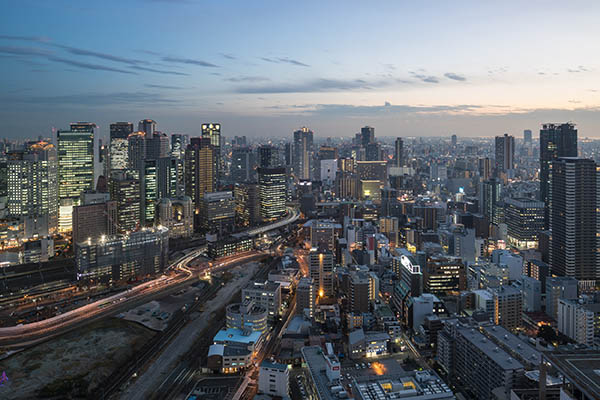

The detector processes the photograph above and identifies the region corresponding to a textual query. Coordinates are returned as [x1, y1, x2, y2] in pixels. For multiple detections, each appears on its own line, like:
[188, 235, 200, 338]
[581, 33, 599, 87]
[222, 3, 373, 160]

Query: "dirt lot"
[0, 318, 155, 399]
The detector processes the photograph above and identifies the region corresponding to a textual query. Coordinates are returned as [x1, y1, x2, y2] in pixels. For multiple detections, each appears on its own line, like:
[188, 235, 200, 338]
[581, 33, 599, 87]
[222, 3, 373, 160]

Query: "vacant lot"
[0, 318, 154, 399]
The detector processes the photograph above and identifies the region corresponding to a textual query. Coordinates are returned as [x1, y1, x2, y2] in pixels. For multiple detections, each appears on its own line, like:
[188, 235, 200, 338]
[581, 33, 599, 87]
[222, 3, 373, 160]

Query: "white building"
[259, 361, 289, 398]
[242, 280, 282, 320]
[557, 299, 594, 346]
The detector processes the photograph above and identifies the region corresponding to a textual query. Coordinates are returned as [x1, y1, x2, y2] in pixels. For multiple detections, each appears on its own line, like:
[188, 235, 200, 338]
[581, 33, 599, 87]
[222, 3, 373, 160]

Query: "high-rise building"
[350, 270, 371, 314]
[296, 277, 316, 318]
[492, 285, 523, 330]
[523, 129, 532, 144]
[127, 131, 146, 171]
[479, 178, 502, 225]
[234, 182, 260, 226]
[394, 137, 404, 167]
[76, 226, 168, 282]
[72, 200, 118, 245]
[109, 170, 141, 233]
[109, 122, 133, 171]
[232, 146, 256, 182]
[451, 134, 457, 147]
[199, 191, 236, 233]
[545, 276, 578, 320]
[365, 142, 381, 161]
[309, 248, 334, 298]
[6, 141, 59, 235]
[140, 159, 159, 225]
[478, 157, 492, 180]
[57, 123, 95, 232]
[360, 126, 375, 148]
[146, 131, 170, 160]
[258, 145, 279, 168]
[170, 133, 189, 159]
[185, 137, 216, 218]
[504, 197, 544, 249]
[138, 119, 156, 135]
[550, 158, 599, 284]
[156, 196, 193, 238]
[201, 123, 221, 178]
[424, 255, 466, 295]
[293, 127, 313, 180]
[540, 123, 577, 228]
[494, 133, 515, 176]
[258, 167, 287, 221]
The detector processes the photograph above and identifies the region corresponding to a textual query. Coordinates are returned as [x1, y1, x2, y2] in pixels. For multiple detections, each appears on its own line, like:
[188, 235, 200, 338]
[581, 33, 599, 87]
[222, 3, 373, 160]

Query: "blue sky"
[2, 0, 600, 140]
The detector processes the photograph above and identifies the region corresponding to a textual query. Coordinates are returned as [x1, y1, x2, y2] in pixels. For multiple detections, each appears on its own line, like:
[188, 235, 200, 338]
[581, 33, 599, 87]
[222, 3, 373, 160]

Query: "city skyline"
[3, 1, 600, 138]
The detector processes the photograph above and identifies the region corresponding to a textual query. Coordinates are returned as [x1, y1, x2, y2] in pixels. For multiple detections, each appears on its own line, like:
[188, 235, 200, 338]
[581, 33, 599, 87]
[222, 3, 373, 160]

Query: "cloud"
[298, 103, 484, 117]
[567, 65, 589, 73]
[260, 57, 310, 67]
[4, 91, 180, 107]
[162, 56, 219, 67]
[220, 53, 236, 60]
[235, 78, 389, 94]
[144, 84, 185, 89]
[55, 44, 147, 65]
[0, 35, 51, 43]
[47, 56, 137, 74]
[410, 71, 439, 83]
[132, 65, 189, 75]
[225, 76, 270, 82]
[0, 45, 52, 56]
[444, 72, 466, 81]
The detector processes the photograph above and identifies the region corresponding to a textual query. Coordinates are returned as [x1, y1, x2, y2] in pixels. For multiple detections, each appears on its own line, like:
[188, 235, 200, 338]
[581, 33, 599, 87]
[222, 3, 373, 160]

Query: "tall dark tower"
[540, 123, 577, 229]
[201, 123, 221, 180]
[549, 157, 598, 287]
[394, 137, 404, 167]
[360, 126, 375, 148]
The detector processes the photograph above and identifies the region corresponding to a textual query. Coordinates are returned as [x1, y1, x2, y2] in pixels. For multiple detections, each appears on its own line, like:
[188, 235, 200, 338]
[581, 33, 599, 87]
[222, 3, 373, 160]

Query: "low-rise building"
[258, 361, 289, 398]
[242, 280, 282, 321]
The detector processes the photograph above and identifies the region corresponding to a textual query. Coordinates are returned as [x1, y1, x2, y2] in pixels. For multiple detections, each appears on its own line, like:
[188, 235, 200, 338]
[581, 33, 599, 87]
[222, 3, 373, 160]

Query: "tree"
[537, 325, 557, 342]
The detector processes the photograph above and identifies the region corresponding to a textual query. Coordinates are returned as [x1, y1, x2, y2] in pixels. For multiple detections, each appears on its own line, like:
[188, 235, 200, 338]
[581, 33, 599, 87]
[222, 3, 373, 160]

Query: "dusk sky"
[2, 1, 600, 140]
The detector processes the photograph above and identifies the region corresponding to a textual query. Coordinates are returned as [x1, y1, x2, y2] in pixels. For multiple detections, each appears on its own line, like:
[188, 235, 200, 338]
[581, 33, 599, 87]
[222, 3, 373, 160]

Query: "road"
[0, 208, 299, 348]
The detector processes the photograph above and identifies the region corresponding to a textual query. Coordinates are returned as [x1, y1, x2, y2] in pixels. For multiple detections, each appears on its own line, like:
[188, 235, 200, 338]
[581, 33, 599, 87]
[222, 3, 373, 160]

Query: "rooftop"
[301, 346, 338, 400]
[544, 350, 600, 400]
[353, 371, 454, 400]
[456, 325, 524, 371]
[482, 324, 541, 366]
[213, 328, 262, 345]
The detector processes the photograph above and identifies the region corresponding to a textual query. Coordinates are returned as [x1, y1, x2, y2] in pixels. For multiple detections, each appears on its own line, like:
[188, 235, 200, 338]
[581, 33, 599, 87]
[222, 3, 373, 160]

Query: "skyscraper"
[549, 157, 599, 285]
[171, 133, 188, 159]
[57, 122, 95, 205]
[146, 131, 170, 160]
[494, 133, 514, 176]
[127, 131, 146, 171]
[140, 159, 158, 225]
[258, 145, 279, 168]
[293, 127, 313, 180]
[480, 178, 502, 225]
[201, 123, 221, 179]
[138, 119, 156, 136]
[360, 126, 375, 148]
[6, 141, 59, 234]
[109, 122, 133, 171]
[540, 123, 577, 228]
[258, 166, 287, 221]
[394, 137, 404, 167]
[232, 147, 256, 182]
[109, 170, 141, 233]
[184, 137, 216, 221]
[523, 129, 532, 144]
[309, 248, 334, 298]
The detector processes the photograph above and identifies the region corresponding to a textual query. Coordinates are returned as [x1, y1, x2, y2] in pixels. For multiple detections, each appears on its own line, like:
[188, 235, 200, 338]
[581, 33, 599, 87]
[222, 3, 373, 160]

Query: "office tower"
[138, 119, 156, 135]
[523, 129, 532, 144]
[492, 285, 523, 330]
[540, 123, 577, 228]
[292, 127, 314, 180]
[57, 123, 95, 232]
[479, 178, 502, 225]
[258, 145, 279, 168]
[127, 131, 146, 171]
[140, 160, 158, 225]
[156, 197, 193, 238]
[146, 131, 170, 160]
[360, 126, 375, 147]
[284, 143, 292, 166]
[494, 133, 515, 175]
[394, 137, 404, 167]
[392, 250, 423, 297]
[234, 182, 260, 226]
[199, 191, 235, 233]
[309, 248, 334, 298]
[350, 271, 371, 313]
[76, 226, 168, 282]
[258, 167, 287, 222]
[522, 259, 549, 289]
[99, 139, 109, 179]
[365, 142, 381, 161]
[478, 157, 492, 180]
[185, 137, 216, 218]
[424, 255, 466, 295]
[504, 197, 544, 249]
[109, 122, 133, 171]
[109, 170, 141, 233]
[451, 134, 457, 146]
[521, 276, 542, 312]
[170, 133, 188, 159]
[296, 277, 316, 317]
[309, 220, 338, 252]
[6, 141, 59, 234]
[231, 147, 256, 182]
[550, 158, 599, 283]
[557, 299, 595, 346]
[317, 146, 338, 161]
[232, 135, 247, 147]
[335, 171, 358, 199]
[72, 200, 118, 244]
[356, 160, 387, 182]
[201, 123, 221, 178]
[166, 157, 185, 198]
[242, 280, 282, 320]
[545, 276, 578, 320]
